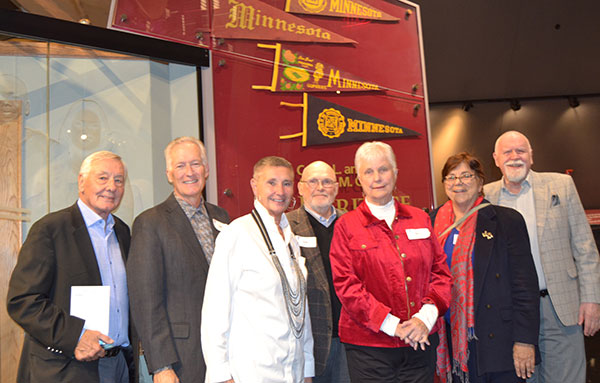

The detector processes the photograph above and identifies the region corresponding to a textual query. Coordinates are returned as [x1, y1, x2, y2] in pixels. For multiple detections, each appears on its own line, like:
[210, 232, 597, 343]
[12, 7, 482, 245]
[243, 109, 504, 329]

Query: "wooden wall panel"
[0, 100, 23, 383]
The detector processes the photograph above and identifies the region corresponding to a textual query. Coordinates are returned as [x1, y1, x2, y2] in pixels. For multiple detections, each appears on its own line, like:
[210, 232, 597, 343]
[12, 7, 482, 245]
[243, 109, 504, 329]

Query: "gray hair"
[253, 156, 293, 179]
[79, 151, 126, 180]
[164, 136, 208, 171]
[354, 141, 397, 175]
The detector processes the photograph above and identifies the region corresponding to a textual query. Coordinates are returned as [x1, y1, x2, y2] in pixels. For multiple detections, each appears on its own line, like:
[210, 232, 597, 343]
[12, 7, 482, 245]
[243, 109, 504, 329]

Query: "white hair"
[79, 151, 126, 179]
[164, 136, 208, 171]
[354, 141, 397, 175]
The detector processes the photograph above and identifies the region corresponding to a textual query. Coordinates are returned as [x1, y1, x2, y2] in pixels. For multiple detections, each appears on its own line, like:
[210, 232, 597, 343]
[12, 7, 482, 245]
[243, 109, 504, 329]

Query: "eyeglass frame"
[443, 172, 477, 184]
[299, 178, 338, 189]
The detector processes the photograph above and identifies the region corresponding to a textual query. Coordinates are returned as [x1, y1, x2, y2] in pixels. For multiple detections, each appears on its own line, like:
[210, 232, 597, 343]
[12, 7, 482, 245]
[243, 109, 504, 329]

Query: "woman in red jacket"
[330, 141, 451, 382]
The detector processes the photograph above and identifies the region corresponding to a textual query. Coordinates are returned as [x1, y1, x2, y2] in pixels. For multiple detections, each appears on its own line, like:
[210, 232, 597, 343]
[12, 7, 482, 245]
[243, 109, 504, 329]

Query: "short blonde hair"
[253, 156, 293, 179]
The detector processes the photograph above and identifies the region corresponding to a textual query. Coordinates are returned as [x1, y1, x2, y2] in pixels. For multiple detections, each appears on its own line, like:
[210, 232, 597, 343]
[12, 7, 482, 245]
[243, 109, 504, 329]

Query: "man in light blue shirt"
[7, 151, 133, 383]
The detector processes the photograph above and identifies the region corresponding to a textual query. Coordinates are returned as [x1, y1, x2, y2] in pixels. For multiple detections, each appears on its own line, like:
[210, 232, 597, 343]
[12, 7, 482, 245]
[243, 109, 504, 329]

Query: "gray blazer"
[127, 193, 229, 382]
[286, 207, 343, 376]
[484, 170, 600, 326]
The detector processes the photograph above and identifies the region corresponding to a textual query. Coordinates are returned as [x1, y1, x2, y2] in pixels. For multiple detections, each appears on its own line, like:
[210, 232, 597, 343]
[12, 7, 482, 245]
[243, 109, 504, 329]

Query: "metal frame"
[0, 8, 209, 67]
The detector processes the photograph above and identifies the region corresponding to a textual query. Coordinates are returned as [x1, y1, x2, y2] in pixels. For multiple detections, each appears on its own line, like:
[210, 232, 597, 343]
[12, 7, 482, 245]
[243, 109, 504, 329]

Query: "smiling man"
[201, 156, 315, 383]
[127, 137, 229, 383]
[484, 130, 600, 383]
[286, 161, 350, 383]
[8, 151, 134, 382]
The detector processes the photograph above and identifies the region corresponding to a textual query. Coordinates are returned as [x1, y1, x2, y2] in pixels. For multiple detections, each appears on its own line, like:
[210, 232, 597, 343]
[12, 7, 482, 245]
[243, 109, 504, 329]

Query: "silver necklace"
[251, 209, 306, 338]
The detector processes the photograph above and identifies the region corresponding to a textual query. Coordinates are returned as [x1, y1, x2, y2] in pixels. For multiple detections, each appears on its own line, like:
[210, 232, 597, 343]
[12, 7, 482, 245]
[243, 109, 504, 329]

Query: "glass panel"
[0, 35, 201, 235]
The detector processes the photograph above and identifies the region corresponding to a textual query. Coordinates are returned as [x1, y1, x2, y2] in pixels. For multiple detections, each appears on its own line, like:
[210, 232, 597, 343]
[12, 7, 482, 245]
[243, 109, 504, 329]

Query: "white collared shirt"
[201, 200, 315, 383]
[304, 205, 337, 228]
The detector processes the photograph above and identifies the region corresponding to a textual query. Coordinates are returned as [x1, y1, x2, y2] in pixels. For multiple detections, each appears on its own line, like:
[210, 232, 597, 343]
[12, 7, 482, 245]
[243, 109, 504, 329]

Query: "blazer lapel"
[472, 204, 496, 308]
[530, 171, 550, 243]
[113, 219, 130, 263]
[165, 194, 210, 274]
[70, 204, 102, 284]
[290, 209, 329, 293]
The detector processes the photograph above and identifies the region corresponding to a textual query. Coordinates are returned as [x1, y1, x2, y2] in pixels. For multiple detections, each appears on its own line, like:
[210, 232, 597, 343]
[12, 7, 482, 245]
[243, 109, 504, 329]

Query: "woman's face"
[358, 155, 397, 206]
[443, 161, 483, 210]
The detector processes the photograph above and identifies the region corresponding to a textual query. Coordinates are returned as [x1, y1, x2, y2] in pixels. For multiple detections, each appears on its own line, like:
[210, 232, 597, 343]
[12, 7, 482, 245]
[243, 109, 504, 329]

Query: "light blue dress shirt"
[77, 199, 129, 347]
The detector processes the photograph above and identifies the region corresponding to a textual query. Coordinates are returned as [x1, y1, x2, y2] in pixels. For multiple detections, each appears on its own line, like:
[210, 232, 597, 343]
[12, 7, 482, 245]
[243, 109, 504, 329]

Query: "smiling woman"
[431, 152, 540, 383]
[329, 141, 451, 383]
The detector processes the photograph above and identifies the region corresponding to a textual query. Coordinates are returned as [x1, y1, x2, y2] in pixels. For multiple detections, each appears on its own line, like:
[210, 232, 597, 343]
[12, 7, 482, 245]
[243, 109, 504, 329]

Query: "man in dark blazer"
[127, 137, 230, 383]
[287, 161, 349, 383]
[7, 151, 134, 383]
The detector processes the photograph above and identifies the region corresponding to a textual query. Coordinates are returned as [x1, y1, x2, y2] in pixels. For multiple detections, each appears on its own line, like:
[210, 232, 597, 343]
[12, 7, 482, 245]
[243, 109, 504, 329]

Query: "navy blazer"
[431, 202, 540, 375]
[7, 203, 131, 383]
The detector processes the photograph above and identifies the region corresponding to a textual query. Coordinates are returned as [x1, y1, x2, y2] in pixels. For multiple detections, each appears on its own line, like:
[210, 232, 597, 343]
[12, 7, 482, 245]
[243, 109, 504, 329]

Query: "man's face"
[493, 133, 533, 184]
[251, 166, 294, 219]
[167, 142, 208, 207]
[79, 158, 125, 220]
[298, 162, 338, 214]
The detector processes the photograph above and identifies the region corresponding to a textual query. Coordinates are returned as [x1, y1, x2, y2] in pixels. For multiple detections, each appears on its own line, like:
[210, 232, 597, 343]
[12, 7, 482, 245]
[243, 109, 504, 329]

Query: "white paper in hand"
[70, 286, 110, 335]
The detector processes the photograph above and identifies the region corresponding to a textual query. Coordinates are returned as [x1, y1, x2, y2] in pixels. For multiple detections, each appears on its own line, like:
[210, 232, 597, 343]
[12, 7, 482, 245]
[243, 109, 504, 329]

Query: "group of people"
[6, 131, 599, 383]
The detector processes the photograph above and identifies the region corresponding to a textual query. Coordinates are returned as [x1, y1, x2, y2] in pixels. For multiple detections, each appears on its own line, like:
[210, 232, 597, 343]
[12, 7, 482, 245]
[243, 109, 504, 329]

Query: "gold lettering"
[352, 197, 364, 209]
[344, 165, 355, 175]
[335, 198, 348, 213]
[327, 69, 341, 87]
[296, 164, 305, 176]
[276, 19, 287, 30]
[338, 176, 352, 188]
[331, 164, 342, 175]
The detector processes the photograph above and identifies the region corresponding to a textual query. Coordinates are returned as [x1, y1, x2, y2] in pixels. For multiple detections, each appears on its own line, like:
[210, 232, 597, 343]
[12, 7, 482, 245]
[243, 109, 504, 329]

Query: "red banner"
[212, 0, 356, 43]
[252, 43, 382, 92]
[284, 0, 398, 21]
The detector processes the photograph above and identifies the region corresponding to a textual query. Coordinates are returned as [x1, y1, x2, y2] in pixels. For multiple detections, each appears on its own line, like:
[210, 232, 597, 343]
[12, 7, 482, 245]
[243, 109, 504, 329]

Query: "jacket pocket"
[171, 322, 190, 339]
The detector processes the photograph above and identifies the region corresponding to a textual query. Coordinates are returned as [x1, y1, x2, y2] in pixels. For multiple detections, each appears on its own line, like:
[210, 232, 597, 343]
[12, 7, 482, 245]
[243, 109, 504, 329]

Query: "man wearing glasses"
[287, 161, 350, 383]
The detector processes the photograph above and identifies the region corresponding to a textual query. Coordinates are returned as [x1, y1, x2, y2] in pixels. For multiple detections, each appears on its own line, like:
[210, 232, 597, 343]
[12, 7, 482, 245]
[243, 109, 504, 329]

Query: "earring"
[287, 196, 297, 211]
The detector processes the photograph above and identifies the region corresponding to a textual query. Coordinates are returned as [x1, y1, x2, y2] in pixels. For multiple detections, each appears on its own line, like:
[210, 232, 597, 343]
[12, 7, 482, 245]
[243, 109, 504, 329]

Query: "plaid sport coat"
[286, 207, 343, 376]
[484, 170, 600, 326]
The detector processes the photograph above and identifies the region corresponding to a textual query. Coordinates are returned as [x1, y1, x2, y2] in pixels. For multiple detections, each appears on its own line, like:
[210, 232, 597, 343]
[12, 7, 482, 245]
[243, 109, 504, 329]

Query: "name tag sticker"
[296, 236, 317, 248]
[405, 228, 431, 240]
[212, 219, 228, 232]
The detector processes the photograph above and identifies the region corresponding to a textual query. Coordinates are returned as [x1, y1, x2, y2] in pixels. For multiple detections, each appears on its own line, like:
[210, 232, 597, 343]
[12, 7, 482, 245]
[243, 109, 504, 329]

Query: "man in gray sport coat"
[484, 130, 600, 383]
[287, 161, 349, 383]
[127, 137, 229, 383]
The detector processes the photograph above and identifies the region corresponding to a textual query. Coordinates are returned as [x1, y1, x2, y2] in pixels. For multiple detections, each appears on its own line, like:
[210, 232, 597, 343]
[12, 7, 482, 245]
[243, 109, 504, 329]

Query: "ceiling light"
[568, 96, 579, 108]
[510, 99, 521, 111]
[462, 101, 473, 112]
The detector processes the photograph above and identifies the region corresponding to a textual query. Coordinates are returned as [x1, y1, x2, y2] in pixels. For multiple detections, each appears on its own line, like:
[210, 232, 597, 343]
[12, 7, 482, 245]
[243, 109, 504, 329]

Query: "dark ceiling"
[3, 0, 599, 103]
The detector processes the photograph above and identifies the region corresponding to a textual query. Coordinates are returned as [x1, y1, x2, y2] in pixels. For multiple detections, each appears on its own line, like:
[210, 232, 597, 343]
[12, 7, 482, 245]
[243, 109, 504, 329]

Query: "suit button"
[410, 301, 415, 307]
[486, 304, 492, 309]
[489, 333, 495, 338]
[400, 253, 407, 258]
[361, 244, 366, 249]
[496, 273, 501, 279]
[395, 235, 399, 240]
[406, 276, 412, 282]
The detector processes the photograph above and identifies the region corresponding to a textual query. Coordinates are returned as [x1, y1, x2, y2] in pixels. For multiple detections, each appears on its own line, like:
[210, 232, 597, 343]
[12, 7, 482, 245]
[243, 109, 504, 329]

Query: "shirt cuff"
[412, 303, 438, 332]
[153, 365, 172, 374]
[380, 313, 400, 337]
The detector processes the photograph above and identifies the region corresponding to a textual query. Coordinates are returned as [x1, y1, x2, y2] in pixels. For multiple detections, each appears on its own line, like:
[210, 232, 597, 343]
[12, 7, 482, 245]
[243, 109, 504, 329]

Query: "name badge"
[212, 219, 228, 232]
[405, 228, 431, 240]
[296, 236, 317, 248]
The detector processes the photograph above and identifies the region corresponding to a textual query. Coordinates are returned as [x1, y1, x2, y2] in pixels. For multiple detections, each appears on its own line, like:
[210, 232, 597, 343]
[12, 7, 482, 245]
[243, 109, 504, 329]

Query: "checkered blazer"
[484, 170, 600, 326]
[286, 207, 343, 376]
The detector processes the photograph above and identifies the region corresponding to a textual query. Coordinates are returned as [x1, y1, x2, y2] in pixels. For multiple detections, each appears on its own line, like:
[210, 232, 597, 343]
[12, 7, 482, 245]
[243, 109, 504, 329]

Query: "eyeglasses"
[300, 178, 337, 189]
[444, 173, 476, 184]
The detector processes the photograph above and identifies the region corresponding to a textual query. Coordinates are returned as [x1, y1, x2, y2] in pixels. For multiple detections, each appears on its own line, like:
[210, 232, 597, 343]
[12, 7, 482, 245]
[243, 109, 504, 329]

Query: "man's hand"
[578, 302, 600, 336]
[304, 378, 313, 382]
[513, 342, 535, 379]
[153, 368, 180, 383]
[74, 330, 111, 361]
[395, 318, 430, 350]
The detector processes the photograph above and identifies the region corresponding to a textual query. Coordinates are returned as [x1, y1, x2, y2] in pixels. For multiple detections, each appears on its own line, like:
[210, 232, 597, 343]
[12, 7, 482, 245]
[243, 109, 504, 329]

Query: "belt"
[540, 289, 549, 297]
[103, 346, 123, 358]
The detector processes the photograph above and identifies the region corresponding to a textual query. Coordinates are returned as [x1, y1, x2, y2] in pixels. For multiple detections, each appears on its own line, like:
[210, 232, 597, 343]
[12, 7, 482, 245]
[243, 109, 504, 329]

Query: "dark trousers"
[344, 333, 439, 383]
[444, 321, 524, 383]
